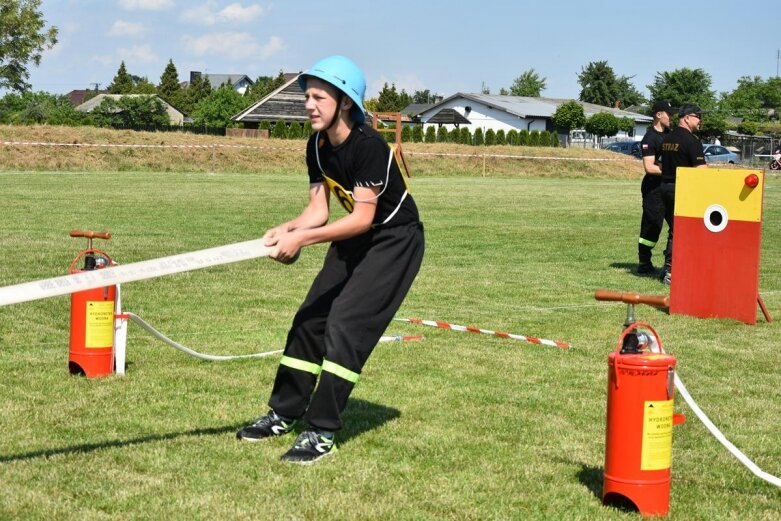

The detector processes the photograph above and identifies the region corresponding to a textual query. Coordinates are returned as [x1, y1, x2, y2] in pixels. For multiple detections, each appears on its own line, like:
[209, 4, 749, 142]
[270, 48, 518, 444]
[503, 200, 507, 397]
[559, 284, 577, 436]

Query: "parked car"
[702, 144, 738, 164]
[604, 141, 641, 159]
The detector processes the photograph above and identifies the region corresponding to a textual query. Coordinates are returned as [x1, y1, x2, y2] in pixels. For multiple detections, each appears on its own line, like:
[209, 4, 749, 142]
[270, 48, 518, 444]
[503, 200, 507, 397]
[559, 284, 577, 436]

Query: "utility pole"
[776, 49, 779, 78]
[90, 82, 100, 92]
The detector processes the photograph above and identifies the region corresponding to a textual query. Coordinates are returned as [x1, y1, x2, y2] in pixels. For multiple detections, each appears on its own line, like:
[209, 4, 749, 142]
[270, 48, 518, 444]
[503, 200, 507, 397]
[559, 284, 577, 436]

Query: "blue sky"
[28, 0, 781, 101]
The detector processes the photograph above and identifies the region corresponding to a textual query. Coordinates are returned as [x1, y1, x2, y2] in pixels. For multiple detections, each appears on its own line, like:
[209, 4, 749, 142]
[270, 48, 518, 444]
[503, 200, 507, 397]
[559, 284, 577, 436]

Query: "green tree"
[485, 128, 496, 145]
[247, 70, 286, 102]
[436, 125, 448, 143]
[720, 76, 781, 121]
[737, 120, 758, 136]
[191, 85, 248, 127]
[549, 131, 560, 147]
[401, 125, 411, 142]
[181, 73, 213, 114]
[528, 130, 540, 146]
[551, 100, 586, 136]
[272, 118, 287, 138]
[412, 89, 433, 104]
[537, 130, 550, 147]
[108, 61, 134, 94]
[495, 129, 506, 145]
[412, 125, 423, 143]
[92, 95, 169, 127]
[509, 69, 546, 97]
[377, 82, 406, 112]
[698, 111, 727, 138]
[518, 129, 529, 146]
[507, 129, 518, 145]
[613, 75, 646, 108]
[131, 77, 157, 94]
[473, 127, 484, 146]
[585, 112, 620, 139]
[0, 0, 58, 92]
[647, 68, 716, 110]
[424, 125, 436, 143]
[0, 91, 84, 125]
[288, 121, 303, 139]
[449, 128, 459, 143]
[578, 61, 644, 108]
[158, 59, 182, 104]
[459, 127, 471, 145]
[578, 61, 619, 107]
[302, 120, 312, 137]
[618, 117, 635, 134]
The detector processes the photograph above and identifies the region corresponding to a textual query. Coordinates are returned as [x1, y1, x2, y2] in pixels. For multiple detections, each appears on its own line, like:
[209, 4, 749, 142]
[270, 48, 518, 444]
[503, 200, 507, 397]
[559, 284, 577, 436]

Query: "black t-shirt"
[660, 126, 706, 183]
[306, 124, 419, 227]
[640, 126, 667, 184]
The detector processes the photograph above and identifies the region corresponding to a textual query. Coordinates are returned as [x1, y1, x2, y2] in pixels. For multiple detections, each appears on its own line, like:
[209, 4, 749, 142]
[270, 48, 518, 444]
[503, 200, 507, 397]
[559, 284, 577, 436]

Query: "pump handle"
[594, 290, 669, 308]
[69, 230, 111, 240]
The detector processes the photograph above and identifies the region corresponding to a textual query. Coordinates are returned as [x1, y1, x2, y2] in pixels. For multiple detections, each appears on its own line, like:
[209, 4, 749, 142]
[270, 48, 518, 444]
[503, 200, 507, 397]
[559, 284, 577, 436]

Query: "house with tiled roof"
[182, 72, 253, 94]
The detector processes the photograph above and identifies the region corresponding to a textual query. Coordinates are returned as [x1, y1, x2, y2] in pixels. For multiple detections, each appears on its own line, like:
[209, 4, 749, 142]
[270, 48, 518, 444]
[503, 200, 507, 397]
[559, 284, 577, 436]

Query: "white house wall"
[421, 99, 547, 134]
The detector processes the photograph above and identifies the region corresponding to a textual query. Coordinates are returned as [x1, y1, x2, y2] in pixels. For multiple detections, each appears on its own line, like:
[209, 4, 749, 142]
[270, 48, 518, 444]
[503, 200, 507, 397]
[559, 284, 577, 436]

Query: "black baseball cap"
[651, 100, 674, 114]
[678, 103, 707, 117]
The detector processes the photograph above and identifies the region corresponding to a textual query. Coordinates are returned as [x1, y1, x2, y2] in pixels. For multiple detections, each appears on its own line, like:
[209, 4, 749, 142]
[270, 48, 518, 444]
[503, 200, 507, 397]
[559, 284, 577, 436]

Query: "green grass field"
[1, 166, 780, 520]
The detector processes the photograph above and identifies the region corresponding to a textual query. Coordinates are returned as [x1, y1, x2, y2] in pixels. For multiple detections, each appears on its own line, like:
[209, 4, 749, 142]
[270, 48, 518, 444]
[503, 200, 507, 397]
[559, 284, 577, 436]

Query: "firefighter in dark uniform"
[659, 103, 708, 284]
[236, 56, 425, 464]
[637, 100, 674, 275]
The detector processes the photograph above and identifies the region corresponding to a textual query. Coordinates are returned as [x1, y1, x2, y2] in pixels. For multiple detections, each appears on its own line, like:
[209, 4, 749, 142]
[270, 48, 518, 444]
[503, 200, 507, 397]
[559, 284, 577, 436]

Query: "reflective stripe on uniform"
[639, 238, 657, 247]
[280, 355, 322, 375]
[322, 360, 360, 383]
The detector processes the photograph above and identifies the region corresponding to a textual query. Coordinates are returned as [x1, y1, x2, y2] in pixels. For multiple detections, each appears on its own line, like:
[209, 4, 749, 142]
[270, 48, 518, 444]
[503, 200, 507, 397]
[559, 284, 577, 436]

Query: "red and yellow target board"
[670, 167, 765, 324]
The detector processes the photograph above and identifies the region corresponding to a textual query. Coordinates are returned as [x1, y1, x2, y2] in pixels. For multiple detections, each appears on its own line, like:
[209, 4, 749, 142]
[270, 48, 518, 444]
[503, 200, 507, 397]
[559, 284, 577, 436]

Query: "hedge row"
[263, 119, 560, 147]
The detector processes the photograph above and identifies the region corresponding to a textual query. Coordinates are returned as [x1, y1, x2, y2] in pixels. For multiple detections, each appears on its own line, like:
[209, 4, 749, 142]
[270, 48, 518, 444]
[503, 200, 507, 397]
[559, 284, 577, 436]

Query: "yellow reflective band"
[280, 356, 322, 375]
[322, 360, 360, 383]
[639, 238, 657, 247]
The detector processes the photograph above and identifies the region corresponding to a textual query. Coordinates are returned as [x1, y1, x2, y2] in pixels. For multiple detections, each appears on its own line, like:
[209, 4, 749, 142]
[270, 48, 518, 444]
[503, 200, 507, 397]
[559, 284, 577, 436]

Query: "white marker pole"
[0, 239, 273, 307]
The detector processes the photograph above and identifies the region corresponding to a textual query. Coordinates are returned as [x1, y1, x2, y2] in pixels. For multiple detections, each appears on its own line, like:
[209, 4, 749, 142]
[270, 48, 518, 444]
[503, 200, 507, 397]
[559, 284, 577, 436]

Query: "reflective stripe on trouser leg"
[639, 238, 657, 248]
[322, 359, 359, 383]
[279, 355, 322, 375]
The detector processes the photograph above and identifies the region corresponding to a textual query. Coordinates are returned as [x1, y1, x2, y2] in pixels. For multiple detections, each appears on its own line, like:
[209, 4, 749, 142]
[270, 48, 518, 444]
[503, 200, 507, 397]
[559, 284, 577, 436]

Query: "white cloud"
[181, 1, 265, 25]
[181, 33, 284, 61]
[258, 35, 285, 59]
[91, 54, 115, 66]
[117, 44, 159, 64]
[217, 3, 265, 23]
[118, 0, 174, 11]
[109, 20, 146, 37]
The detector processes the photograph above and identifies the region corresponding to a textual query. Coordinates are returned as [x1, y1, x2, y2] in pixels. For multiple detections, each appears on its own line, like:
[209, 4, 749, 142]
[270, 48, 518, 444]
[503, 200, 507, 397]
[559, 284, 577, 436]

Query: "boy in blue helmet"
[237, 56, 425, 464]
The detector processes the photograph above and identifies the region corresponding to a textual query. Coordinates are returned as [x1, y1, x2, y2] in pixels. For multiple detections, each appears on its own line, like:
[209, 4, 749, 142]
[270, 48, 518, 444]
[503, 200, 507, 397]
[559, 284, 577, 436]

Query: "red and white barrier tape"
[395, 318, 571, 349]
[0, 140, 300, 152]
[406, 151, 630, 162]
[1, 140, 628, 162]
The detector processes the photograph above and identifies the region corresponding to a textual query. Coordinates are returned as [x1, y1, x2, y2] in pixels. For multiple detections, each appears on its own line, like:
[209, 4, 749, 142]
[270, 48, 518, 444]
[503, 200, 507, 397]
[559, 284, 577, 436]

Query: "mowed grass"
[0, 166, 780, 520]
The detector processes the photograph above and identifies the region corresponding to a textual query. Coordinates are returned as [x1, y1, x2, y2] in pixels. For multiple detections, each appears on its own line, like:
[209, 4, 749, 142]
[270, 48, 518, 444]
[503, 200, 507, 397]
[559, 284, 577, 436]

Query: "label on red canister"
[85, 300, 114, 348]
[641, 399, 673, 470]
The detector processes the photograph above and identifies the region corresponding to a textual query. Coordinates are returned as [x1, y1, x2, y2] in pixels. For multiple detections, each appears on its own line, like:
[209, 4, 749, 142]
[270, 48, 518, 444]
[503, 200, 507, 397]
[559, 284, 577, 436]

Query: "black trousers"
[268, 221, 425, 431]
[638, 176, 664, 264]
[660, 182, 676, 268]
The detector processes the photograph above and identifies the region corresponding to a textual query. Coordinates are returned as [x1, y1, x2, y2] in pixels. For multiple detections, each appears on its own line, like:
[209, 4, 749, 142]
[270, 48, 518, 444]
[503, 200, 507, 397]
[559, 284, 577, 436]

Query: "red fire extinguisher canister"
[603, 321, 684, 517]
[68, 230, 116, 378]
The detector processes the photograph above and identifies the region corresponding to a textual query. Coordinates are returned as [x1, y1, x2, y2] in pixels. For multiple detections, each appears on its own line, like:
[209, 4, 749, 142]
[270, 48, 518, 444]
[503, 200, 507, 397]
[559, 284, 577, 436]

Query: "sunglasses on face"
[687, 113, 701, 120]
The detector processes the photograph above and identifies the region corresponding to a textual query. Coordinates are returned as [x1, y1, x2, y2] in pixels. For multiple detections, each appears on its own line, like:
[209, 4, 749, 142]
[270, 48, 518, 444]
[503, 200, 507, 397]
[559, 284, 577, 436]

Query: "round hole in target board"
[703, 204, 728, 233]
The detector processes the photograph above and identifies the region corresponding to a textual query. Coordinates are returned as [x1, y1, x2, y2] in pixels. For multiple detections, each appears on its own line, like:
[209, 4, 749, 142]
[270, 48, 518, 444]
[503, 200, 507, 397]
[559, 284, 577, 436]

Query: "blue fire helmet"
[299, 55, 366, 124]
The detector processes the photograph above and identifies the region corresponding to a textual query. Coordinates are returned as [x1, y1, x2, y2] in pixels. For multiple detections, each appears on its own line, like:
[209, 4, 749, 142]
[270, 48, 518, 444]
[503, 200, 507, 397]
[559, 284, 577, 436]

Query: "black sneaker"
[636, 262, 657, 275]
[236, 410, 296, 441]
[280, 429, 337, 464]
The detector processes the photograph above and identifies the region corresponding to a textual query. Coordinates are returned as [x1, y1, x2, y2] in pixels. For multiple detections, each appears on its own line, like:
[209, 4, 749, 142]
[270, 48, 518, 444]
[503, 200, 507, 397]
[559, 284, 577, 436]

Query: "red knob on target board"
[744, 174, 759, 188]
